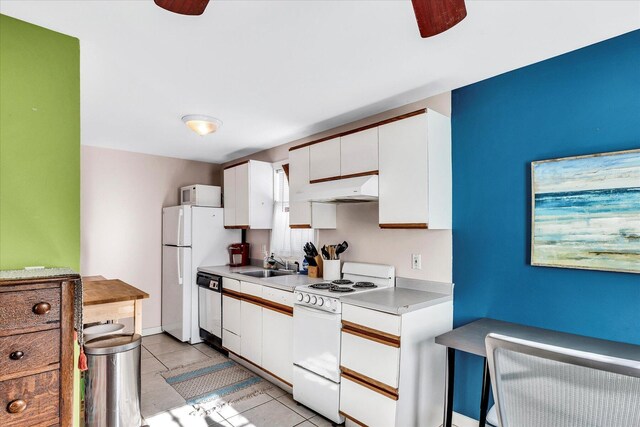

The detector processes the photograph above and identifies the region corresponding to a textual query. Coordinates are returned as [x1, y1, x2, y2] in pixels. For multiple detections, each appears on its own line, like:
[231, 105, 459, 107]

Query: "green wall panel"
[0, 14, 80, 270]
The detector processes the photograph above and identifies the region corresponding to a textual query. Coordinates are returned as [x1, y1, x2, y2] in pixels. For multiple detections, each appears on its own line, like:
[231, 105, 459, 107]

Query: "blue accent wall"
[451, 30, 640, 419]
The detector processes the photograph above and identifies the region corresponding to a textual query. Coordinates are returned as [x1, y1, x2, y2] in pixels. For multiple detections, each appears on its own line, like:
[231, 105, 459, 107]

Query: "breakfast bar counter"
[82, 276, 149, 334]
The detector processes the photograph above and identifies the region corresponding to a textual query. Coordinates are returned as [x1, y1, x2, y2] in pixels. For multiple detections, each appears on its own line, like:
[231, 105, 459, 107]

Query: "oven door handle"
[294, 304, 340, 321]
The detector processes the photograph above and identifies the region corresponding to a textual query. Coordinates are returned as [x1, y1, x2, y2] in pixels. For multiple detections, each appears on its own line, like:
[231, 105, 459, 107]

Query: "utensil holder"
[308, 256, 323, 278]
[323, 260, 341, 281]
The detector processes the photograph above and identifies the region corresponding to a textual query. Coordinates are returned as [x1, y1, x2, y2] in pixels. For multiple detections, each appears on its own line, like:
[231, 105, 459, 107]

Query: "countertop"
[83, 279, 149, 306]
[0, 267, 79, 283]
[198, 265, 325, 292]
[340, 287, 452, 315]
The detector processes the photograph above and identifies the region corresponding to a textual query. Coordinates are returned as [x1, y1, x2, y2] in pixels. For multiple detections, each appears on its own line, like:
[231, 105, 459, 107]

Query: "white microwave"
[180, 185, 221, 207]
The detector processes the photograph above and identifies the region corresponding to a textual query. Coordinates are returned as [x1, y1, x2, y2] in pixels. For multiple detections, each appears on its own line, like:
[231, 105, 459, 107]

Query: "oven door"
[293, 304, 342, 383]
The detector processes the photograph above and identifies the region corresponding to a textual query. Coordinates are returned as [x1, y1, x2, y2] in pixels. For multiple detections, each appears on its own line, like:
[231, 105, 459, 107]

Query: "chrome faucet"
[268, 255, 299, 272]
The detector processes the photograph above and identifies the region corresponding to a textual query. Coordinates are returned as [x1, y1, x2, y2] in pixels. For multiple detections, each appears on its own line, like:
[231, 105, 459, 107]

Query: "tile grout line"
[143, 344, 170, 371]
[224, 396, 276, 424]
[271, 398, 316, 424]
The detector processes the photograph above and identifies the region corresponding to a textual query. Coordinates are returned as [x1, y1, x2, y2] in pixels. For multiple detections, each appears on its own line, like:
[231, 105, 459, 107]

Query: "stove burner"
[331, 279, 353, 285]
[353, 282, 377, 288]
[309, 283, 332, 290]
[329, 285, 355, 293]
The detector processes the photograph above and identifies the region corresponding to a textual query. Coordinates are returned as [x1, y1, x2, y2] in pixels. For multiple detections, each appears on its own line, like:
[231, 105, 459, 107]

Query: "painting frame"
[531, 148, 640, 274]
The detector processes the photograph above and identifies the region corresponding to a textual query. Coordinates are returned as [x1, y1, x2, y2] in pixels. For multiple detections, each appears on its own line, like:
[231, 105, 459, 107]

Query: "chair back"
[485, 333, 640, 427]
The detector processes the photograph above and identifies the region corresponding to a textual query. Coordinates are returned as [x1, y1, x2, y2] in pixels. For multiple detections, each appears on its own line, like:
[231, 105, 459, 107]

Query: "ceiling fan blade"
[154, 0, 210, 16]
[411, 0, 467, 38]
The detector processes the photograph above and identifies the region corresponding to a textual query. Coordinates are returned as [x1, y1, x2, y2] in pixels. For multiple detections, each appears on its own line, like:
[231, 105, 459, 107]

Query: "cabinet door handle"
[32, 302, 51, 315]
[9, 351, 24, 360]
[7, 399, 27, 414]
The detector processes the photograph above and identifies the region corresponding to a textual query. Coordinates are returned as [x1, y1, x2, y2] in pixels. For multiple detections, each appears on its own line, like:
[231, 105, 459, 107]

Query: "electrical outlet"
[412, 254, 422, 270]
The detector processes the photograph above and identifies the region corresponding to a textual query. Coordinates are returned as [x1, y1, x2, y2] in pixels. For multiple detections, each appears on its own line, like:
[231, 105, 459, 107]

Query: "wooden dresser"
[0, 269, 79, 427]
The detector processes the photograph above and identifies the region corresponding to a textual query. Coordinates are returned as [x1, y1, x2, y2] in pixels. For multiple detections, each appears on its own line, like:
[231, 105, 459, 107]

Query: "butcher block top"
[83, 279, 149, 306]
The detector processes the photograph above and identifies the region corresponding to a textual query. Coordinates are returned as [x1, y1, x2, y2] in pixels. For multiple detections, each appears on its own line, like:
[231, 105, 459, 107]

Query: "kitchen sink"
[239, 270, 297, 278]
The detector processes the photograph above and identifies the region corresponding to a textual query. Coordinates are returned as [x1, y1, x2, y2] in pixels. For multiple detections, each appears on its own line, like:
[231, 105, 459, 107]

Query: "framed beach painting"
[531, 148, 640, 274]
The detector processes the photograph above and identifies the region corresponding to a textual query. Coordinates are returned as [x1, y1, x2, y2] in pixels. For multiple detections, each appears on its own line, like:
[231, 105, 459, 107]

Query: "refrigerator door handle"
[178, 248, 184, 285]
[178, 208, 184, 246]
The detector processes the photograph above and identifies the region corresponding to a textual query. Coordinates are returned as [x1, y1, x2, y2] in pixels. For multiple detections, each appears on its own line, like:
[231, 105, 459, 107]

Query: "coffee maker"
[228, 243, 250, 267]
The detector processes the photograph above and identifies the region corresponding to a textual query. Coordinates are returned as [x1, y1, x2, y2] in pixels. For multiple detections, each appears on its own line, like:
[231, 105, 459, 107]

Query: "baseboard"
[142, 326, 163, 336]
[453, 411, 478, 427]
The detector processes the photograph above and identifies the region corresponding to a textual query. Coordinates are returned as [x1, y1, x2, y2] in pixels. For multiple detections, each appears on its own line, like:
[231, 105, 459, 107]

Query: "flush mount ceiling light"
[182, 115, 222, 136]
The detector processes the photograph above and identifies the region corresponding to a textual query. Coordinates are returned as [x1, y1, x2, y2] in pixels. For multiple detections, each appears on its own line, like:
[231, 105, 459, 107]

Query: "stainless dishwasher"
[197, 271, 223, 349]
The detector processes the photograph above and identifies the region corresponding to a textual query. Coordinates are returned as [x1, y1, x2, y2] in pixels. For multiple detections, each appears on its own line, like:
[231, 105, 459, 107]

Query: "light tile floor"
[141, 333, 339, 427]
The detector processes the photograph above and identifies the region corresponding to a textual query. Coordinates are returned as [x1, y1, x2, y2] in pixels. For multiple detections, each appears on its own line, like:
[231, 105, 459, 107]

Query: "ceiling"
[1, 1, 638, 163]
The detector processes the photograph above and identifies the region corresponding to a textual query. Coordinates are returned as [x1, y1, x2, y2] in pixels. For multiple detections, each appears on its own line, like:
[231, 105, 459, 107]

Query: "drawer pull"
[9, 351, 24, 360]
[7, 399, 27, 414]
[33, 302, 51, 315]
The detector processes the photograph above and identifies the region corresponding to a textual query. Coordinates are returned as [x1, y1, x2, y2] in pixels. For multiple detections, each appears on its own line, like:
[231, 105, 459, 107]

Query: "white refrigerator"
[162, 205, 240, 344]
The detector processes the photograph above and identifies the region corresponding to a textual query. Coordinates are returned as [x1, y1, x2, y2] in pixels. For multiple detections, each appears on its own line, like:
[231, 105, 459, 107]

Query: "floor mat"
[161, 356, 273, 411]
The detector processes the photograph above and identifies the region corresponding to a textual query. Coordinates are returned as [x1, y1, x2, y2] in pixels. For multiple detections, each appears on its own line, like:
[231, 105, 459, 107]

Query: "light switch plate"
[412, 254, 422, 270]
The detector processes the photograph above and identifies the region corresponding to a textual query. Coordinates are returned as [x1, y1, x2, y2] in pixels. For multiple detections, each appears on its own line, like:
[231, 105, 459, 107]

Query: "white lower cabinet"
[340, 376, 397, 427]
[221, 277, 294, 387]
[339, 301, 453, 427]
[262, 308, 293, 384]
[240, 300, 263, 365]
[222, 295, 241, 335]
[222, 329, 241, 355]
[341, 330, 400, 388]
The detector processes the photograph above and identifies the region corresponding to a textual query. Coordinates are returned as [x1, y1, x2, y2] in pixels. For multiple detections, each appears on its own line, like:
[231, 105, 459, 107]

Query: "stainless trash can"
[85, 334, 142, 427]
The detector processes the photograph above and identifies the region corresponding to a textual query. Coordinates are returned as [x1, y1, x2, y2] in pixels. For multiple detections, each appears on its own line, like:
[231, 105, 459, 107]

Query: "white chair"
[485, 332, 640, 427]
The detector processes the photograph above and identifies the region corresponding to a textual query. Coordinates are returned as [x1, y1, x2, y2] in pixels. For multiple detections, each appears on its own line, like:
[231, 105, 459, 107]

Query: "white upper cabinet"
[223, 160, 274, 229]
[289, 147, 336, 229]
[309, 137, 341, 182]
[223, 167, 236, 227]
[340, 127, 379, 177]
[289, 147, 313, 227]
[235, 162, 250, 226]
[378, 110, 451, 229]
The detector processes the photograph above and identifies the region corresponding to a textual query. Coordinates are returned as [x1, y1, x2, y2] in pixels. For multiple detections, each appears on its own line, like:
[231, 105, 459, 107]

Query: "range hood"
[293, 175, 378, 203]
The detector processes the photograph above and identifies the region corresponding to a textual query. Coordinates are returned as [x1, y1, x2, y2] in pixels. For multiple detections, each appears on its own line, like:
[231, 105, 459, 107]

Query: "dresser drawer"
[0, 330, 60, 381]
[0, 369, 59, 426]
[0, 288, 60, 333]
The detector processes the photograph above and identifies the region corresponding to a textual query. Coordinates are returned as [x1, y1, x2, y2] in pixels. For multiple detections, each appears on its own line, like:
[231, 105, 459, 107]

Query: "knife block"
[308, 256, 323, 278]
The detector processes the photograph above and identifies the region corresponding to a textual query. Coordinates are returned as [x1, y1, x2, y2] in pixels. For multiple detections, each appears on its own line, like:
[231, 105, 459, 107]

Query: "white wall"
[81, 146, 222, 331]
[320, 203, 452, 282]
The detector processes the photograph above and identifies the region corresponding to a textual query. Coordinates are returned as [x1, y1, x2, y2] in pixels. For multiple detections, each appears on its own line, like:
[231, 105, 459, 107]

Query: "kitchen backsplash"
[246, 202, 452, 283]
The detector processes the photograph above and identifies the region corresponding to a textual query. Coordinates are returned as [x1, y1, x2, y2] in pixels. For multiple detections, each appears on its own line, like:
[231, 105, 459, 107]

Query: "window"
[270, 165, 314, 259]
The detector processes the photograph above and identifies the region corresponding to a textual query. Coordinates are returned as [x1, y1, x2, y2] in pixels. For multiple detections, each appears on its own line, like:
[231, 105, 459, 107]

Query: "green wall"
[0, 14, 80, 270]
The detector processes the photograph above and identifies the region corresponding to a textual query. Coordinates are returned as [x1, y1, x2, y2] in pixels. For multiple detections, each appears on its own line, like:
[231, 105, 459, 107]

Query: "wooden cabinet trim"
[379, 223, 428, 229]
[261, 300, 293, 317]
[223, 289, 293, 316]
[340, 366, 399, 401]
[339, 411, 368, 427]
[223, 160, 249, 170]
[309, 170, 379, 185]
[341, 320, 401, 348]
[227, 350, 293, 387]
[289, 224, 312, 229]
[340, 170, 379, 180]
[289, 109, 427, 151]
[224, 225, 249, 229]
[309, 175, 342, 184]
